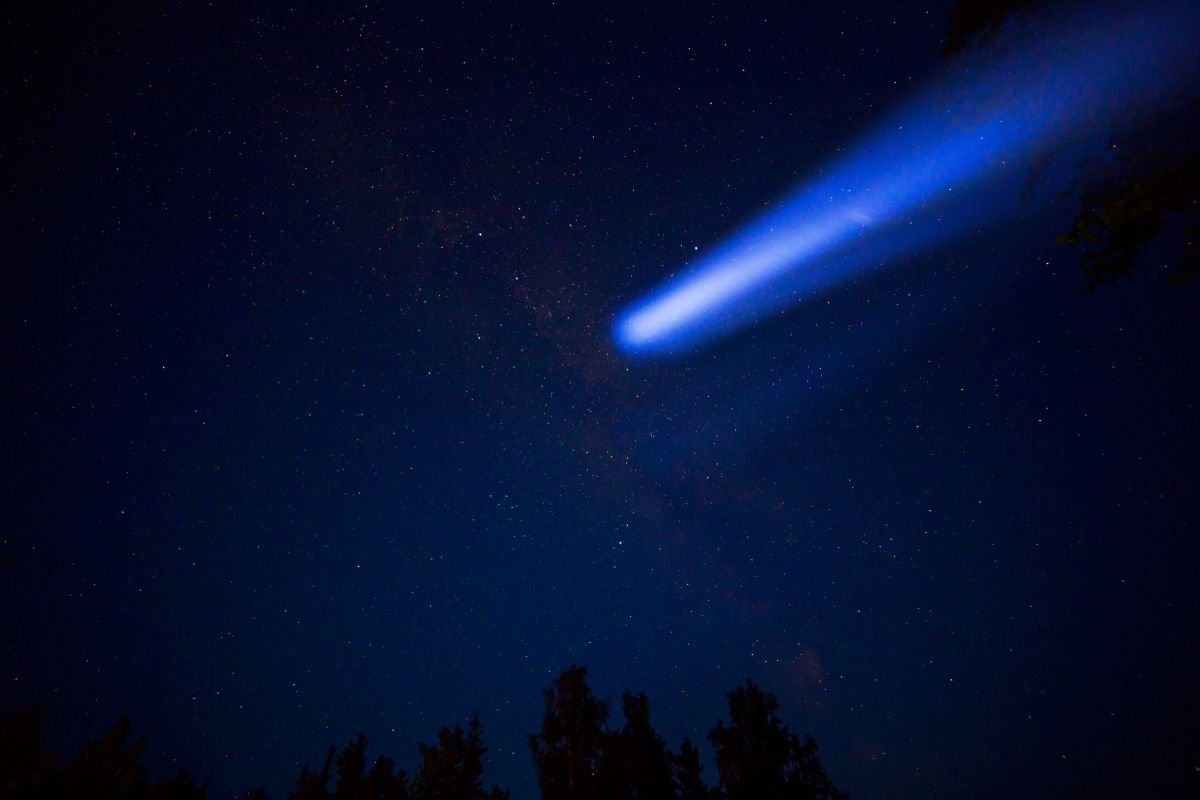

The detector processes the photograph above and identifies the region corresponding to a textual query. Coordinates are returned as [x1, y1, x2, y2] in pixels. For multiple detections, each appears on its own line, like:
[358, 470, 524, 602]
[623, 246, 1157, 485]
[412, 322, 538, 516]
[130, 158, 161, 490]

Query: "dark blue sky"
[3, 2, 1198, 798]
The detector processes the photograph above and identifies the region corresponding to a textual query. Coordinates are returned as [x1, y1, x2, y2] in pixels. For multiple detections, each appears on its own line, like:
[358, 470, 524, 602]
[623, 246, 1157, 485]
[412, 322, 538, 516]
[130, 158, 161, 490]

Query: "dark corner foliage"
[945, 0, 1200, 288]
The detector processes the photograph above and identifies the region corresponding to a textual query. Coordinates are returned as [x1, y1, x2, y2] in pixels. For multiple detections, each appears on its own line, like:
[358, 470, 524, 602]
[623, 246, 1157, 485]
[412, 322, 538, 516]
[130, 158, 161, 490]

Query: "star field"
[3, 3, 1198, 798]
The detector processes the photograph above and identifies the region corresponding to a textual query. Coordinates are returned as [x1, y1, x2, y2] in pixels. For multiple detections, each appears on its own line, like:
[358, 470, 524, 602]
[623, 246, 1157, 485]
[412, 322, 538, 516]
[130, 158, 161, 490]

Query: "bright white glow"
[619, 215, 855, 346]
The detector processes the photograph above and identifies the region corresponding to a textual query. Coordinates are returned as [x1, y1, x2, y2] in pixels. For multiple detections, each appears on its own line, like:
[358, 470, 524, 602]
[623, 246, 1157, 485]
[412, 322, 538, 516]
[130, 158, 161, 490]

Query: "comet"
[613, 0, 1200, 356]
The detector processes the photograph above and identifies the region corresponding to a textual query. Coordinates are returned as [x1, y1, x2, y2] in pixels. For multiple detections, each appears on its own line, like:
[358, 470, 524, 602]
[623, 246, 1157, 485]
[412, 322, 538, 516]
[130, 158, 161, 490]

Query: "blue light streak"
[613, 1, 1200, 356]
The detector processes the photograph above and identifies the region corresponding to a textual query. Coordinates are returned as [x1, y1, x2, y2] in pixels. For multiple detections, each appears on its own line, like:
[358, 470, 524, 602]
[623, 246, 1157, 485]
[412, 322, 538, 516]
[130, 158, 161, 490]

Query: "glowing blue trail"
[613, 1, 1200, 355]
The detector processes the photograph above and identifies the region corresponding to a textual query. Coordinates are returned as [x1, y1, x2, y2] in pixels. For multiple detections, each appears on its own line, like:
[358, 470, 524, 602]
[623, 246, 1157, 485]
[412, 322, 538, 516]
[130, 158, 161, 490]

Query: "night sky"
[4, 2, 1198, 798]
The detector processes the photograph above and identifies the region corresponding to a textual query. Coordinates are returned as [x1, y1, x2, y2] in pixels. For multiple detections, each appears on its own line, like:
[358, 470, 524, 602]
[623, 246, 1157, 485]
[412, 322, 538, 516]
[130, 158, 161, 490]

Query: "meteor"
[613, 1, 1200, 356]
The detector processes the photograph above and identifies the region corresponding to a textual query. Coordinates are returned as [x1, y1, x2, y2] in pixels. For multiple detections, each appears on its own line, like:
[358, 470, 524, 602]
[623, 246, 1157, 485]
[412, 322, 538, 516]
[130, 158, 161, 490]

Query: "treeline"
[0, 710, 205, 800]
[525, 666, 845, 800]
[0, 666, 847, 800]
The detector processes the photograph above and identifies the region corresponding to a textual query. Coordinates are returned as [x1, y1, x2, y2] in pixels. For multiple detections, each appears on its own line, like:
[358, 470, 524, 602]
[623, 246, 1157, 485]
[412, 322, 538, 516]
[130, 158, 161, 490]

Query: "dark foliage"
[528, 666, 610, 800]
[290, 745, 336, 800]
[2, 667, 847, 800]
[528, 667, 846, 800]
[366, 755, 410, 800]
[941, 0, 1048, 58]
[944, 0, 1200, 288]
[0, 707, 205, 800]
[0, 706, 56, 794]
[411, 715, 507, 800]
[669, 738, 712, 800]
[708, 682, 847, 800]
[609, 692, 674, 800]
[1061, 136, 1200, 289]
[334, 734, 369, 800]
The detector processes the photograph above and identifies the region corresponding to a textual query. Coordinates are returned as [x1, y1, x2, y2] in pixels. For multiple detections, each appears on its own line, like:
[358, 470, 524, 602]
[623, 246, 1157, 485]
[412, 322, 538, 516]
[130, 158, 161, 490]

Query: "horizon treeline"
[0, 665, 847, 800]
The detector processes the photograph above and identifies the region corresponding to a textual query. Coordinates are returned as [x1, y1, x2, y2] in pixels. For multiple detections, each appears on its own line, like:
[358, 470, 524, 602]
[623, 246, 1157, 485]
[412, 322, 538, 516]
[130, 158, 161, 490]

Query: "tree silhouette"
[3, 670, 852, 800]
[59, 715, 148, 798]
[608, 691, 674, 800]
[365, 754, 409, 800]
[290, 745, 336, 800]
[290, 736, 414, 800]
[410, 715, 507, 800]
[291, 724, 519, 800]
[528, 666, 610, 800]
[334, 734, 369, 800]
[708, 682, 847, 800]
[0, 708, 205, 800]
[0, 705, 57, 795]
[670, 737, 712, 800]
